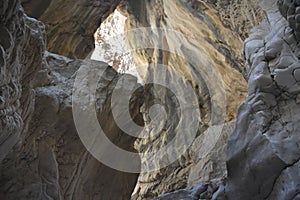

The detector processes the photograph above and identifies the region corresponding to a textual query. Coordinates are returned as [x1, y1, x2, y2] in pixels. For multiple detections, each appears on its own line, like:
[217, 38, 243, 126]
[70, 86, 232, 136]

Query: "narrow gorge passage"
[1, 0, 300, 200]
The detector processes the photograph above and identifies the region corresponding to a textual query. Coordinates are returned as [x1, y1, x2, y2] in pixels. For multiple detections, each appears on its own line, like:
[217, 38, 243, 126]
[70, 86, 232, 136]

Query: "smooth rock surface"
[188, 121, 235, 187]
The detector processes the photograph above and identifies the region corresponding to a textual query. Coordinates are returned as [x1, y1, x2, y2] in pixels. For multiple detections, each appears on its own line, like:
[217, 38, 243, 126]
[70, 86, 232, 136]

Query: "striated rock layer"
[156, 0, 300, 199]
[110, 0, 263, 199]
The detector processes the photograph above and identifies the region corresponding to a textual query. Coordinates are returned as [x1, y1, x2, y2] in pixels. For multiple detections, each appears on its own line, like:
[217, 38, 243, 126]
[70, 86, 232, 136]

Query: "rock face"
[202, 0, 263, 40]
[154, 178, 226, 200]
[0, 52, 141, 199]
[113, 1, 263, 199]
[0, 0, 45, 162]
[2, 0, 300, 200]
[155, 0, 300, 199]
[1, 1, 141, 199]
[226, 0, 300, 199]
[86, 1, 263, 197]
[21, 0, 122, 58]
[187, 122, 236, 188]
[278, 0, 300, 42]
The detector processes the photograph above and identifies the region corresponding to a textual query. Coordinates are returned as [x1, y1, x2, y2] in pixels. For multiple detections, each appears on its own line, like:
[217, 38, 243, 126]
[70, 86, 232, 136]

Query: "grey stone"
[0, 53, 141, 200]
[293, 68, 300, 81]
[0, 1, 141, 199]
[3, 0, 300, 200]
[0, 0, 45, 163]
[274, 68, 296, 88]
[226, 0, 300, 199]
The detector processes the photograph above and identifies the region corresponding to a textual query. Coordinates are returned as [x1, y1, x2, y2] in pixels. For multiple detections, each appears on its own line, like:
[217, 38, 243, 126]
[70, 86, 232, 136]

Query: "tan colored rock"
[21, 0, 122, 58]
[114, 1, 263, 199]
[154, 2, 300, 199]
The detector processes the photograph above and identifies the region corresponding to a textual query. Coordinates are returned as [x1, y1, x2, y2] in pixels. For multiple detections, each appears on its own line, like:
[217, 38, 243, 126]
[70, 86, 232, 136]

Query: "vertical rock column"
[226, 0, 300, 199]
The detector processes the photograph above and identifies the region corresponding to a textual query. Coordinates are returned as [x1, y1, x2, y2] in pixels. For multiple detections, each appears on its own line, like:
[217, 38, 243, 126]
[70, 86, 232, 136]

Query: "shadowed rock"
[21, 0, 122, 58]
[0, 52, 142, 200]
[0, 0, 45, 163]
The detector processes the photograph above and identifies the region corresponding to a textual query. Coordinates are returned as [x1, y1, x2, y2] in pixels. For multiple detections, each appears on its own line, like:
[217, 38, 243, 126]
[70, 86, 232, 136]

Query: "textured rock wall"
[113, 1, 263, 199]
[0, 52, 141, 200]
[3, 0, 300, 200]
[155, 0, 300, 199]
[0, 0, 45, 162]
[202, 0, 263, 40]
[1, 1, 142, 199]
[154, 178, 226, 200]
[21, 0, 122, 58]
[187, 121, 236, 188]
[226, 0, 300, 199]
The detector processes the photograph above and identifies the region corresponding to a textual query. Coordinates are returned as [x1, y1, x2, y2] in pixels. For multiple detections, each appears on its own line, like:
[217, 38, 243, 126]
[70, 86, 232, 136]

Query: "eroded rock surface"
[152, 0, 300, 199]
[154, 178, 226, 200]
[2, 0, 300, 200]
[226, 0, 300, 199]
[21, 0, 122, 58]
[114, 1, 263, 199]
[187, 121, 235, 187]
[1, 1, 142, 199]
[202, 0, 263, 40]
[0, 0, 45, 162]
[0, 52, 141, 199]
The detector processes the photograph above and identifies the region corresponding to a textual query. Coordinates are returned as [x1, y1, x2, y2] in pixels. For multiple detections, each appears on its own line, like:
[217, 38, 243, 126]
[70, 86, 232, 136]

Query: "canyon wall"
[0, 0, 45, 163]
[1, 0, 300, 200]
[115, 0, 263, 199]
[0, 52, 141, 199]
[155, 0, 300, 199]
[226, 0, 300, 199]
[21, 0, 122, 58]
[0, 1, 140, 199]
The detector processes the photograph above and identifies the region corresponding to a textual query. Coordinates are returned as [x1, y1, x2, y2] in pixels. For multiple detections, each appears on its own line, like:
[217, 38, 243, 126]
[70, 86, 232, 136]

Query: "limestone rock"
[1, 1, 141, 199]
[226, 0, 300, 199]
[188, 121, 235, 187]
[154, 178, 226, 200]
[202, 0, 264, 40]
[118, 1, 263, 199]
[0, 0, 45, 162]
[0, 52, 141, 199]
[2, 0, 300, 200]
[151, 0, 300, 199]
[21, 0, 122, 58]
